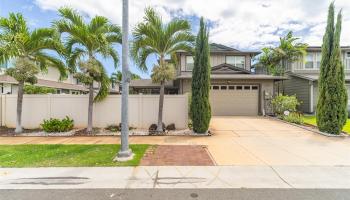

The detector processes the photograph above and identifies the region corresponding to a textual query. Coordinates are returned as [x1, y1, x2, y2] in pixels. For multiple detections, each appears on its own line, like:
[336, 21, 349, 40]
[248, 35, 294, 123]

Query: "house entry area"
[209, 84, 259, 116]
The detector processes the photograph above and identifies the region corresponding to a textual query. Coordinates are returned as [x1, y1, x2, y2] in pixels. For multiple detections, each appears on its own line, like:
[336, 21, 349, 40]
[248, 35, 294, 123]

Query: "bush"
[271, 94, 300, 116]
[24, 85, 56, 94]
[282, 112, 304, 124]
[41, 116, 74, 132]
[106, 124, 120, 132]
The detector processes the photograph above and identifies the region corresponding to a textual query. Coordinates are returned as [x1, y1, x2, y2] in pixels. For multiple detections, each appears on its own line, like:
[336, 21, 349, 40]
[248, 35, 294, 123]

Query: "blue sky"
[1, 0, 350, 78]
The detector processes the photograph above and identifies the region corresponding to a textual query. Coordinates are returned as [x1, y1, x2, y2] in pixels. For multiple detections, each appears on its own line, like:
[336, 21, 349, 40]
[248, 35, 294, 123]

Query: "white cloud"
[35, 0, 350, 50]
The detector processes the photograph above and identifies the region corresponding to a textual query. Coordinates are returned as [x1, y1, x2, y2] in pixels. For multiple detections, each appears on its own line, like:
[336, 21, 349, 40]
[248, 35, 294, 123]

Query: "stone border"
[2, 128, 212, 137]
[266, 116, 349, 138]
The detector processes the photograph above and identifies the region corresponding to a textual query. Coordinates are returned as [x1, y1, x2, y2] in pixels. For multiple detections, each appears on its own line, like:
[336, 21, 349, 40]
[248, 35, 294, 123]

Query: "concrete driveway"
[1, 116, 349, 166]
[208, 116, 350, 166]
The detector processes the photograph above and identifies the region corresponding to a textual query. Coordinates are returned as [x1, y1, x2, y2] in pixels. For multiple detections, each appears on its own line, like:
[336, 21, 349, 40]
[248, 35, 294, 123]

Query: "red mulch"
[140, 145, 215, 166]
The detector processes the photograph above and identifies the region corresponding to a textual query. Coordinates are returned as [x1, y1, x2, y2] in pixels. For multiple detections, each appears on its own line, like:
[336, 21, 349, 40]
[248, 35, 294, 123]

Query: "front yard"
[0, 144, 149, 167]
[303, 115, 350, 134]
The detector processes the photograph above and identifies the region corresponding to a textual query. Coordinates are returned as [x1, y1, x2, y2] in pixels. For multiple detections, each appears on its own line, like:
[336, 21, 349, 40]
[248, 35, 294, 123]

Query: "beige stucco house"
[283, 46, 350, 113]
[132, 43, 285, 116]
[0, 61, 119, 95]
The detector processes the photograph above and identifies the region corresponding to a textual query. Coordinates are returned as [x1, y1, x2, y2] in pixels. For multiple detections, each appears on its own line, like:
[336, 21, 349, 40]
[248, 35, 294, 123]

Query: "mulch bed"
[140, 145, 215, 166]
[0, 126, 41, 136]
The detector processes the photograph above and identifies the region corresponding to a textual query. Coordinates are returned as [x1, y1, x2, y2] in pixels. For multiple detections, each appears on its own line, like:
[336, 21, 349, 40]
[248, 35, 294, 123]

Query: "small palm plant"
[132, 7, 194, 132]
[54, 7, 121, 134]
[0, 13, 67, 133]
[259, 31, 307, 76]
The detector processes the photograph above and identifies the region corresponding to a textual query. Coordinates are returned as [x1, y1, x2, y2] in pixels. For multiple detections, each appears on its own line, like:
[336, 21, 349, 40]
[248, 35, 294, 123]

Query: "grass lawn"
[303, 115, 350, 134]
[0, 144, 149, 167]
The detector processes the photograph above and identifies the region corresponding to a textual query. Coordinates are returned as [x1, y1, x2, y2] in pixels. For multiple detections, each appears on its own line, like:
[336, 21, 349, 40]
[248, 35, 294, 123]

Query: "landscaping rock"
[166, 123, 176, 131]
[149, 124, 157, 133]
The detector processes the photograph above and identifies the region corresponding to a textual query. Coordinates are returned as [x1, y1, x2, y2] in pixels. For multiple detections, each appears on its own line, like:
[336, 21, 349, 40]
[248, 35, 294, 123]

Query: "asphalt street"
[1, 189, 350, 200]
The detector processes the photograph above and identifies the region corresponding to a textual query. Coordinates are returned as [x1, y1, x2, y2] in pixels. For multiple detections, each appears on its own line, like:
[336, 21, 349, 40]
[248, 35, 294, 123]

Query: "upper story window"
[185, 56, 194, 71]
[304, 52, 321, 69]
[226, 56, 245, 68]
[344, 52, 350, 70]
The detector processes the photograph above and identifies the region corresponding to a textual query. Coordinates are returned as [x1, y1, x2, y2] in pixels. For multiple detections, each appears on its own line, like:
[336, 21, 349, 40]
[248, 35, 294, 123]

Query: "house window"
[221, 86, 227, 90]
[212, 85, 219, 90]
[252, 86, 258, 90]
[305, 53, 314, 69]
[226, 56, 245, 68]
[345, 52, 350, 70]
[244, 86, 251, 90]
[304, 53, 322, 69]
[186, 56, 194, 71]
[236, 86, 243, 90]
[228, 86, 235, 90]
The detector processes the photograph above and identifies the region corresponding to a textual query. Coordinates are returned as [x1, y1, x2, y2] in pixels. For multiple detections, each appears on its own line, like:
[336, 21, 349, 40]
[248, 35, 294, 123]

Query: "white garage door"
[209, 85, 259, 116]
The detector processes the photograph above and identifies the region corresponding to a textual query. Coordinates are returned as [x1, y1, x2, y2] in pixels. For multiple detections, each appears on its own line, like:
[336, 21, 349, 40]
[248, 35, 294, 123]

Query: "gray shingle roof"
[0, 75, 88, 91]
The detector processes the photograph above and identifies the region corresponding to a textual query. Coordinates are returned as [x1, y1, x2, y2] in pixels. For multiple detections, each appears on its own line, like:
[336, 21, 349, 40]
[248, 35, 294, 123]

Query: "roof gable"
[210, 43, 241, 52]
[211, 63, 251, 74]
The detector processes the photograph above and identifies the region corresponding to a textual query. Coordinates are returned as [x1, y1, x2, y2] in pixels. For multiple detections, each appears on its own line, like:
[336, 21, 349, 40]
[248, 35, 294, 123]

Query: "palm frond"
[58, 7, 85, 27]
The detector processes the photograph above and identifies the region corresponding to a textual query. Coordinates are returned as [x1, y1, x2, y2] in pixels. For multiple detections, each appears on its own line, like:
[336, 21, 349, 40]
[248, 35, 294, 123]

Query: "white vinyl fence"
[0, 94, 188, 129]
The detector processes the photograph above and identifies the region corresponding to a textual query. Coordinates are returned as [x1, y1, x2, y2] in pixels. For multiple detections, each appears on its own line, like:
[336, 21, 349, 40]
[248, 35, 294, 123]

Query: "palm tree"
[111, 70, 141, 82]
[131, 7, 194, 132]
[0, 13, 66, 133]
[151, 63, 176, 126]
[54, 7, 121, 134]
[259, 31, 307, 76]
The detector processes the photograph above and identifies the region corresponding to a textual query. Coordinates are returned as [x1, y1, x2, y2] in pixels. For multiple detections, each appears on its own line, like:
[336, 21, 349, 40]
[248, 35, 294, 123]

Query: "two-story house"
[131, 43, 286, 116]
[175, 43, 287, 116]
[283, 46, 350, 113]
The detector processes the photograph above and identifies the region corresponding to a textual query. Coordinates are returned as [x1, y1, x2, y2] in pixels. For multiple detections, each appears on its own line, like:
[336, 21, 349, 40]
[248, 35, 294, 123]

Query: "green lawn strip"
[0, 144, 149, 167]
[302, 115, 350, 134]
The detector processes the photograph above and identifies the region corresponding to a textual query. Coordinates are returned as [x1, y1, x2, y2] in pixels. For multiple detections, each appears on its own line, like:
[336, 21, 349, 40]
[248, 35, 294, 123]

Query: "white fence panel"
[0, 94, 188, 129]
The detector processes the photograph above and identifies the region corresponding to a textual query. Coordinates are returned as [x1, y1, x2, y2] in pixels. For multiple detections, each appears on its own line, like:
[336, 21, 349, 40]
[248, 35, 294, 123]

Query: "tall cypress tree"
[317, 3, 347, 134]
[191, 17, 211, 133]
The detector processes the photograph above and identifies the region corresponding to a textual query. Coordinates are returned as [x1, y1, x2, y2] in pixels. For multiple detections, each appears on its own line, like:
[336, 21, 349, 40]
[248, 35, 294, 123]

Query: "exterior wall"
[290, 51, 350, 73]
[283, 76, 311, 113]
[178, 53, 252, 74]
[180, 79, 274, 115]
[0, 94, 188, 129]
[37, 66, 79, 84]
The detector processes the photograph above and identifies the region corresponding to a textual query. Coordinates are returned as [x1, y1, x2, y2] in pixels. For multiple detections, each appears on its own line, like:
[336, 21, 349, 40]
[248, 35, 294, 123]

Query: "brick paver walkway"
[140, 145, 215, 166]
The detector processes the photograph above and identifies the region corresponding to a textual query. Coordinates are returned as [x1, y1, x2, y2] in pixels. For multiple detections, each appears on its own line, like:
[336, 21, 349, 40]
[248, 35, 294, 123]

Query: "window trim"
[185, 55, 194, 71]
[225, 55, 246, 68]
[303, 52, 321, 70]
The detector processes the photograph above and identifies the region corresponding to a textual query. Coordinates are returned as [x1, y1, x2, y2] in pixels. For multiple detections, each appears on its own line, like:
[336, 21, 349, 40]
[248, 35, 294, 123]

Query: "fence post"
[138, 93, 143, 128]
[1, 95, 5, 127]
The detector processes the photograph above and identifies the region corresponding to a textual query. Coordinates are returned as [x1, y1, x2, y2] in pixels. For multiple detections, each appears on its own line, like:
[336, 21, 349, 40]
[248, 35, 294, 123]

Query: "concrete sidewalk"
[1, 166, 350, 189]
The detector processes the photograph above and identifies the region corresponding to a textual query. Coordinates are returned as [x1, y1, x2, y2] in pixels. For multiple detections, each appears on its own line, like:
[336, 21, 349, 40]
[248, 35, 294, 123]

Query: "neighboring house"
[283, 46, 350, 113]
[0, 61, 88, 94]
[132, 43, 286, 116]
[0, 61, 119, 95]
[129, 79, 177, 94]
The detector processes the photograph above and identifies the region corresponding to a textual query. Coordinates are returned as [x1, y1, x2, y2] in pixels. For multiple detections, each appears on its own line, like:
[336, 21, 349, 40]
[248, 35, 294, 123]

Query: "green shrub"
[41, 116, 74, 132]
[24, 85, 56, 94]
[271, 94, 300, 116]
[106, 124, 120, 132]
[282, 112, 304, 124]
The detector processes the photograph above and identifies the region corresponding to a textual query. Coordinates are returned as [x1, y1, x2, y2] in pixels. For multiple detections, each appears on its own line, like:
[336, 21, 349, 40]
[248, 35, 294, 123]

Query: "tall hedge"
[191, 17, 211, 133]
[316, 3, 348, 134]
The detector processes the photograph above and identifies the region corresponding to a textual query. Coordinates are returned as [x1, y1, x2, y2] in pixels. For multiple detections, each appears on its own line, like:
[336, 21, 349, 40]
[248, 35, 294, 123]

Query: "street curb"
[265, 116, 349, 138]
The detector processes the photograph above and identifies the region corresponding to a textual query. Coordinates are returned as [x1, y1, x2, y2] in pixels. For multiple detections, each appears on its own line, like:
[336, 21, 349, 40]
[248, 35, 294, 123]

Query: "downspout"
[309, 81, 314, 113]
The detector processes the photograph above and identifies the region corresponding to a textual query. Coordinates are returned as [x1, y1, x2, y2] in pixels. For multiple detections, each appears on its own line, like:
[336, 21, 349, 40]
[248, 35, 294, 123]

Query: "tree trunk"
[87, 83, 94, 134]
[156, 81, 165, 132]
[15, 82, 24, 134]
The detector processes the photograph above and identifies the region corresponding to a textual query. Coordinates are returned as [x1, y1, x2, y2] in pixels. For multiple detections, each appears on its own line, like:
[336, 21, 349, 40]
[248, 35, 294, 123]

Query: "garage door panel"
[210, 85, 259, 116]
